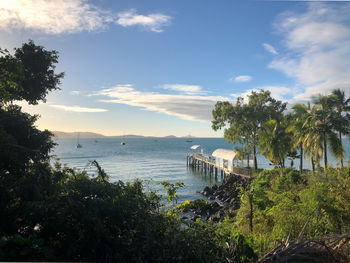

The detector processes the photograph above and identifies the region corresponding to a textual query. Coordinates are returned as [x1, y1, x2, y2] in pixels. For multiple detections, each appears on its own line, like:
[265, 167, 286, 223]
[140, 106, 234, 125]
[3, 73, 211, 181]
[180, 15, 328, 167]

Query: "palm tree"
[330, 89, 350, 168]
[259, 119, 293, 168]
[302, 116, 323, 173]
[307, 95, 342, 174]
[291, 103, 309, 173]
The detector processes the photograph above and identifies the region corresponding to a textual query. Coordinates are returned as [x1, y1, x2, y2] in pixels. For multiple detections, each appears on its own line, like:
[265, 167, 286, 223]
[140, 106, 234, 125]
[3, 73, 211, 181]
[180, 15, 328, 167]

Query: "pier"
[187, 151, 253, 179]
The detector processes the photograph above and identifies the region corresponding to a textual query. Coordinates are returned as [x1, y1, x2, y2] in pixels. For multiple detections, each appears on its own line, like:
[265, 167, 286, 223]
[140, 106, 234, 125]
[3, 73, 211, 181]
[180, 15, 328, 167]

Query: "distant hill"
[53, 131, 106, 138]
[52, 131, 184, 138]
[109, 134, 145, 138]
[53, 131, 148, 138]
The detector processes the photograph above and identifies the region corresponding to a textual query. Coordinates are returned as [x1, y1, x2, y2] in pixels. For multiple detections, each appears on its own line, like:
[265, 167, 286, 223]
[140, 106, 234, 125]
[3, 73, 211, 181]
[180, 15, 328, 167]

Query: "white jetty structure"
[212, 149, 236, 172]
[187, 148, 253, 178]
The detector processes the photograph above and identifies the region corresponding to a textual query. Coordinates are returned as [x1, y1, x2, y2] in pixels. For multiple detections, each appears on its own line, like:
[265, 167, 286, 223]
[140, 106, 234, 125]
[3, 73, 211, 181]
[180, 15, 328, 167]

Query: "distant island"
[52, 131, 197, 139]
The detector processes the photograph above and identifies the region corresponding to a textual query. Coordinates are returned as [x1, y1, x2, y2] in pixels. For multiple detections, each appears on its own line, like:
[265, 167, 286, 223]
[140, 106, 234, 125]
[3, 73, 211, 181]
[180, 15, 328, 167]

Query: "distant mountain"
[53, 131, 147, 138]
[53, 131, 106, 138]
[52, 131, 185, 138]
[109, 134, 145, 138]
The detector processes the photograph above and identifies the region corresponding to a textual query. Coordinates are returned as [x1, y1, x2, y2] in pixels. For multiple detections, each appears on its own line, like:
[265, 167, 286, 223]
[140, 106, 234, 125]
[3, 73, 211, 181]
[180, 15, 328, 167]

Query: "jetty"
[187, 149, 253, 178]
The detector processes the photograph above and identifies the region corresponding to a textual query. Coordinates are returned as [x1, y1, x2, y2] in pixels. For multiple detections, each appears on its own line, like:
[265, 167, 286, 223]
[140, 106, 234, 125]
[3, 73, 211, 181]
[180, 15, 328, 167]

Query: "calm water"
[52, 137, 350, 202]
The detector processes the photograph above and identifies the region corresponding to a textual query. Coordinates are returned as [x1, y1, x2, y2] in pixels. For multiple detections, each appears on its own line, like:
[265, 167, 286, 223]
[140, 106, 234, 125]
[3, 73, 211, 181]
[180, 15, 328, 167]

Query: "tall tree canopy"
[0, 40, 64, 174]
[330, 89, 350, 168]
[212, 90, 286, 169]
[0, 40, 63, 105]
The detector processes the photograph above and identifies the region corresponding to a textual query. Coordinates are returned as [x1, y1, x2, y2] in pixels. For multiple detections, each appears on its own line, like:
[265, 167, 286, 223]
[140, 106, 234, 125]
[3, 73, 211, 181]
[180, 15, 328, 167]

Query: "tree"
[291, 103, 309, 173]
[212, 90, 286, 170]
[258, 119, 293, 168]
[330, 89, 350, 168]
[307, 95, 342, 174]
[0, 41, 64, 106]
[0, 40, 64, 174]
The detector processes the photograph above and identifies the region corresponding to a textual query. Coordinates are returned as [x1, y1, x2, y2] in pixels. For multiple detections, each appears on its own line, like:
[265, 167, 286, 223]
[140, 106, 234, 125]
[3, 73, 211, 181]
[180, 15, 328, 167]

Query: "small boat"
[186, 140, 193, 143]
[121, 142, 126, 145]
[76, 132, 82, 148]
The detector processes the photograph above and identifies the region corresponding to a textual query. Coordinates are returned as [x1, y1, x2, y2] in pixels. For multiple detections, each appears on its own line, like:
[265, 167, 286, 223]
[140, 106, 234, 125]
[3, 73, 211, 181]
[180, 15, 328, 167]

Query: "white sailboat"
[76, 132, 82, 148]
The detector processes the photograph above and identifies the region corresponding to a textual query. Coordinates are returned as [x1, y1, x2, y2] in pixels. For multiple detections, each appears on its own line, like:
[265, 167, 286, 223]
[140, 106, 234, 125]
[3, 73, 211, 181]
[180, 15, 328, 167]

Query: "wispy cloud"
[0, 1, 171, 34]
[70, 90, 81, 95]
[93, 84, 229, 121]
[49, 104, 108, 113]
[231, 75, 252, 83]
[263, 43, 278, 55]
[0, 0, 113, 34]
[161, 84, 203, 94]
[116, 9, 171, 32]
[269, 3, 350, 100]
[231, 86, 295, 102]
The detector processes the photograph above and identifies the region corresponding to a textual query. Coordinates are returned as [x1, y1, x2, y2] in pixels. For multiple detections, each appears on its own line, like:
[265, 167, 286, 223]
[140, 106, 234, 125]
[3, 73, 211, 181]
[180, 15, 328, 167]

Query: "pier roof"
[212, 149, 236, 160]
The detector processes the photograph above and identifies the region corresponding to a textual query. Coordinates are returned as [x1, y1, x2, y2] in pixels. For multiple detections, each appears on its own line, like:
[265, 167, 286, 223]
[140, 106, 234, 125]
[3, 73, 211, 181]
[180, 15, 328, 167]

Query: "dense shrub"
[235, 168, 350, 256]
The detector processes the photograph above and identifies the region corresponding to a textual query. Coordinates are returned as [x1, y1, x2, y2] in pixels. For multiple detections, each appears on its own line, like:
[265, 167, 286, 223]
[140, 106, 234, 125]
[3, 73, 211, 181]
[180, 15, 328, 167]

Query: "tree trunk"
[323, 131, 327, 175]
[290, 158, 294, 168]
[249, 193, 253, 232]
[253, 145, 257, 170]
[339, 131, 343, 168]
[247, 153, 250, 168]
[311, 158, 315, 174]
[299, 143, 303, 174]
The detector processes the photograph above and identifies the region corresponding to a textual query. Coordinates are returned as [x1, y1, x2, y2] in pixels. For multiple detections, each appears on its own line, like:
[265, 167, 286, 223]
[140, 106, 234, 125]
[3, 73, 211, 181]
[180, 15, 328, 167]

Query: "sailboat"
[76, 132, 82, 148]
[120, 133, 126, 145]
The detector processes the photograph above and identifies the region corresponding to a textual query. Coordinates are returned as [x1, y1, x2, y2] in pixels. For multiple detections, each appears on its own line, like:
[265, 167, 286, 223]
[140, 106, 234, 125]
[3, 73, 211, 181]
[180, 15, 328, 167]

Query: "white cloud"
[70, 90, 81, 95]
[93, 84, 229, 122]
[116, 9, 171, 32]
[269, 3, 350, 101]
[263, 43, 278, 55]
[162, 84, 202, 94]
[0, 1, 171, 34]
[231, 86, 295, 102]
[49, 105, 108, 113]
[232, 75, 252, 83]
[0, 0, 113, 34]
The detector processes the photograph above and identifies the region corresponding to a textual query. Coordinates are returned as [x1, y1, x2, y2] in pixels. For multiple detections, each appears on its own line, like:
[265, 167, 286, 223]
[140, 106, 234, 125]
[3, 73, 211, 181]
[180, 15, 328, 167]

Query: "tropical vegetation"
[1, 41, 350, 262]
[212, 88, 350, 174]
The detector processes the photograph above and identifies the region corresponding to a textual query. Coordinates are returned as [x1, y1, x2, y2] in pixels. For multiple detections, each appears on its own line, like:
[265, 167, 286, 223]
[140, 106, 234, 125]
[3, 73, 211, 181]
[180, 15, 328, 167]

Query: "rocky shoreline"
[183, 175, 253, 222]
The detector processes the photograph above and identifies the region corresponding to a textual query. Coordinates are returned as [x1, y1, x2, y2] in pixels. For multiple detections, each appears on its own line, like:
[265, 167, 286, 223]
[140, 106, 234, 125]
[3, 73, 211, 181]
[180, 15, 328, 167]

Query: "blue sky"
[1, 0, 350, 137]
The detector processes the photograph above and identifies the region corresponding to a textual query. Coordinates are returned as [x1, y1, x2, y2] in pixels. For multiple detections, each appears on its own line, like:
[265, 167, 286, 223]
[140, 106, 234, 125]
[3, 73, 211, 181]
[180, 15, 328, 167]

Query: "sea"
[52, 137, 350, 203]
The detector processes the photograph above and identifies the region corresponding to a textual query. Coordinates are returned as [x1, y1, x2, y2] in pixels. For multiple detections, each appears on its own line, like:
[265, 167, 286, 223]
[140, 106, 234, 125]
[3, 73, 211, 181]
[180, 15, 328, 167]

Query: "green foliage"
[212, 90, 287, 169]
[216, 219, 257, 263]
[235, 168, 350, 257]
[212, 89, 350, 173]
[0, 40, 62, 175]
[158, 181, 184, 205]
[0, 235, 55, 261]
[258, 119, 293, 168]
[0, 105, 55, 174]
[1, 40, 64, 105]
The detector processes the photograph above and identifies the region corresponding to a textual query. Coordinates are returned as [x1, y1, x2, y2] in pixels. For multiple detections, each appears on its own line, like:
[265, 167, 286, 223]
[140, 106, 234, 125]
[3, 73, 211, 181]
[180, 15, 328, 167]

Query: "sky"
[1, 0, 350, 137]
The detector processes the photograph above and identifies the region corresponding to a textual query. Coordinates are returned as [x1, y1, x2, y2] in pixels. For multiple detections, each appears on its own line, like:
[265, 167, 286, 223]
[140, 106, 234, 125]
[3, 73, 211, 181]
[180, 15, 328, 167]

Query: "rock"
[203, 186, 213, 196]
[197, 175, 253, 223]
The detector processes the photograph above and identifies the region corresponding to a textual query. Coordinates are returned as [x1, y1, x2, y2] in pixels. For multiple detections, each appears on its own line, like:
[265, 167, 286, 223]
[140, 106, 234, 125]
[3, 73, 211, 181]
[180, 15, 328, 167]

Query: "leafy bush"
[235, 168, 350, 257]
